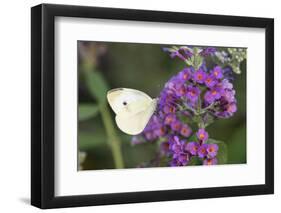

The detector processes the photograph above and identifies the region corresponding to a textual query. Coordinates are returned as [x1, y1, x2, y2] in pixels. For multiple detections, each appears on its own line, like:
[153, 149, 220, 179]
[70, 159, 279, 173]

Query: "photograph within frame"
[78, 41, 247, 171]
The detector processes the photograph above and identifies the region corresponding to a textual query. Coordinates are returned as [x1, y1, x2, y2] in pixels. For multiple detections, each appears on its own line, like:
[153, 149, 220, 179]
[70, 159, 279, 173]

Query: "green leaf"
[189, 56, 195, 66]
[187, 134, 197, 142]
[184, 59, 193, 66]
[193, 47, 199, 55]
[84, 69, 109, 105]
[189, 156, 202, 165]
[193, 55, 203, 70]
[79, 104, 99, 121]
[207, 138, 228, 164]
[79, 131, 106, 150]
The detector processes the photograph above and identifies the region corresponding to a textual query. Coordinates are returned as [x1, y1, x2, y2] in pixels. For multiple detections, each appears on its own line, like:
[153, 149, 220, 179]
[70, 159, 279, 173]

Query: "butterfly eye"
[123, 101, 127, 106]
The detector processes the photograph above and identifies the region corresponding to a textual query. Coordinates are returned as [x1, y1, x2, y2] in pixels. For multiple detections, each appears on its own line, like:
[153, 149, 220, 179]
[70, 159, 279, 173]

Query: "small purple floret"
[185, 142, 199, 155]
[194, 69, 207, 84]
[186, 85, 200, 102]
[211, 66, 223, 79]
[196, 128, 209, 143]
[198, 144, 209, 158]
[203, 158, 218, 165]
[207, 143, 219, 158]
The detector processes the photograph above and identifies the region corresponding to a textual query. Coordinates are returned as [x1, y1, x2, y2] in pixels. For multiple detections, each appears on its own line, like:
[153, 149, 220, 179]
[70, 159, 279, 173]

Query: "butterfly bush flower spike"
[132, 45, 240, 167]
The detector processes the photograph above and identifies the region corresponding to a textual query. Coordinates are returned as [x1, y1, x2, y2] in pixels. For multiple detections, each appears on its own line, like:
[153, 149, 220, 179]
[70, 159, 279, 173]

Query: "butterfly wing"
[107, 88, 153, 115]
[107, 88, 157, 135]
[115, 99, 157, 135]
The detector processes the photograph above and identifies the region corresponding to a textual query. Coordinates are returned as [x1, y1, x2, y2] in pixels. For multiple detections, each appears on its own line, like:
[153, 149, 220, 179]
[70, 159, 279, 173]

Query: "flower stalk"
[99, 104, 124, 168]
[81, 62, 124, 169]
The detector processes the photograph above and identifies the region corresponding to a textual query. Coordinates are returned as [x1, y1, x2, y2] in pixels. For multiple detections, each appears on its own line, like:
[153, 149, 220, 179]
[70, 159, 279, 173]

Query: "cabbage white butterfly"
[107, 88, 158, 135]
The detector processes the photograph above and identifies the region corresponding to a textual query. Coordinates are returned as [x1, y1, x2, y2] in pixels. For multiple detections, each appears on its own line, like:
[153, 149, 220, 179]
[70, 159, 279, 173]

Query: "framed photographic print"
[31, 3, 274, 209]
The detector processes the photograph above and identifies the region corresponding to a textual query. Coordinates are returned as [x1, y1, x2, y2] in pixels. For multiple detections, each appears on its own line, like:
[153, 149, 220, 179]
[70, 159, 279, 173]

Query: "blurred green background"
[78, 41, 246, 170]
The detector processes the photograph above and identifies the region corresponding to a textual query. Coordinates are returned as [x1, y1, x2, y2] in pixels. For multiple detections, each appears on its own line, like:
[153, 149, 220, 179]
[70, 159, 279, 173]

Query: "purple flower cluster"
[132, 46, 238, 167]
[203, 66, 237, 118]
[169, 129, 218, 166]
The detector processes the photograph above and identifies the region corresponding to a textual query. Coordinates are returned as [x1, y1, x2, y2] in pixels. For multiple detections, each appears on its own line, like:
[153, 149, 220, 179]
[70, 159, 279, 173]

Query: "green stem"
[197, 95, 202, 114]
[196, 95, 205, 129]
[99, 104, 124, 169]
[201, 102, 215, 114]
[81, 63, 124, 169]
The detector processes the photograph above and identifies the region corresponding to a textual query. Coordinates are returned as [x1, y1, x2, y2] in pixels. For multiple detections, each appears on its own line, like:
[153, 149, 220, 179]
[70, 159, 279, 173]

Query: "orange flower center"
[189, 91, 196, 96]
[169, 106, 175, 113]
[211, 90, 217, 95]
[197, 74, 203, 80]
[199, 133, 205, 139]
[175, 124, 181, 130]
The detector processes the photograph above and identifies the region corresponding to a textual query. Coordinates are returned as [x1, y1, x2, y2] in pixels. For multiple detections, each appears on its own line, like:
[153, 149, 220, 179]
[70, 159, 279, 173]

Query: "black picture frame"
[31, 3, 274, 209]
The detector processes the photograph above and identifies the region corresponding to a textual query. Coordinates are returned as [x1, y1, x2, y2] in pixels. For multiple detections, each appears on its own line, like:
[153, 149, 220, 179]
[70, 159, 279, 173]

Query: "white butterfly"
[107, 88, 158, 135]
